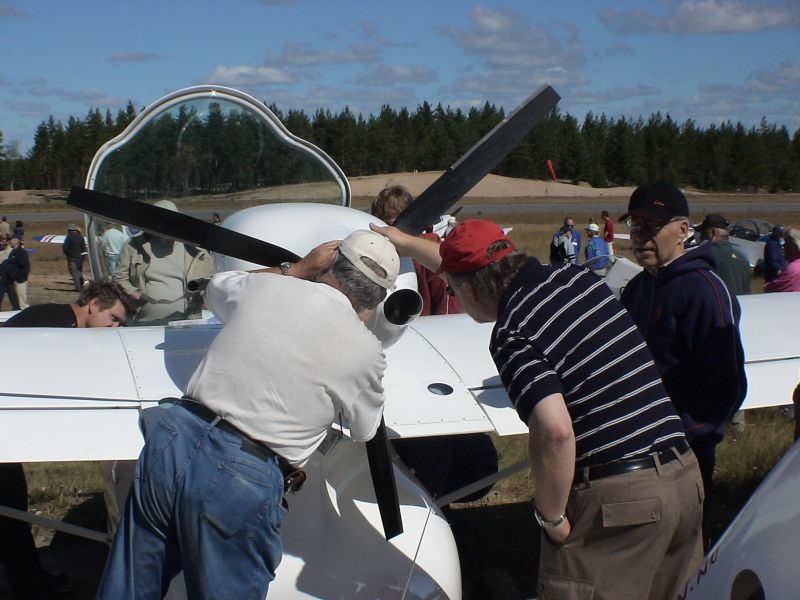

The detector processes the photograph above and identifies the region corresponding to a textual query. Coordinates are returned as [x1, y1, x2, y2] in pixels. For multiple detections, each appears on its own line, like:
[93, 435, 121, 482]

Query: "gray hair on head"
[448, 242, 527, 301]
[330, 250, 387, 312]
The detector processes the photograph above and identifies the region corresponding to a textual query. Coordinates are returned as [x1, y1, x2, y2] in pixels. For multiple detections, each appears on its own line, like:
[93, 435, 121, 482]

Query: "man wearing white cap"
[583, 223, 609, 273]
[98, 230, 399, 600]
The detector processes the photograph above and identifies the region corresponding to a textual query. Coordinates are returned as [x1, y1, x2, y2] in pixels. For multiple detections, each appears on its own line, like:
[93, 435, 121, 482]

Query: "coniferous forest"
[1, 99, 799, 193]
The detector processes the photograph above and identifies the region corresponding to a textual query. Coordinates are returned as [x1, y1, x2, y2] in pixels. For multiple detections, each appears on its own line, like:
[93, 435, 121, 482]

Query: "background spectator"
[764, 227, 800, 292]
[763, 225, 786, 283]
[62, 224, 87, 291]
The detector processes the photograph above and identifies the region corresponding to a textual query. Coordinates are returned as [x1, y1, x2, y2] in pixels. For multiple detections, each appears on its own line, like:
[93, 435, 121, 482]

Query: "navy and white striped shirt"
[491, 259, 685, 466]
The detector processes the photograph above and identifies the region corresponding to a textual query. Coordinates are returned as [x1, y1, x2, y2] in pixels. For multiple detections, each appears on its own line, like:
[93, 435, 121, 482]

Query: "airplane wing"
[738, 292, 800, 410]
[0, 315, 522, 463]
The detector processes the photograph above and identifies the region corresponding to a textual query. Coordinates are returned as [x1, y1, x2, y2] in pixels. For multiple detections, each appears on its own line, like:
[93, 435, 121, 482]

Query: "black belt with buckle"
[575, 439, 691, 483]
[176, 398, 306, 493]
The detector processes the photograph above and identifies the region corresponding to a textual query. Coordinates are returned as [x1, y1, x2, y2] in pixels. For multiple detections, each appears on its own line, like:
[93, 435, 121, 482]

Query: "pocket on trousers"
[696, 478, 705, 505]
[601, 498, 661, 527]
[140, 419, 178, 481]
[201, 463, 278, 539]
[537, 570, 595, 600]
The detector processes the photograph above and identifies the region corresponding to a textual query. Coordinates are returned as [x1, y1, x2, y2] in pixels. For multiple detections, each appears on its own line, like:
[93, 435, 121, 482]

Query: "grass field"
[4, 192, 799, 599]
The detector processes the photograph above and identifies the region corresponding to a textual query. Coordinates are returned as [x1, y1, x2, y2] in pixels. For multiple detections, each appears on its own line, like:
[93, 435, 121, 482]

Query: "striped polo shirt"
[491, 258, 685, 466]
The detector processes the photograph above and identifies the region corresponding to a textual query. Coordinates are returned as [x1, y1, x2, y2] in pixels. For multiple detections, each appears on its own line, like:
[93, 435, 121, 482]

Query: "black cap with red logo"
[618, 182, 689, 223]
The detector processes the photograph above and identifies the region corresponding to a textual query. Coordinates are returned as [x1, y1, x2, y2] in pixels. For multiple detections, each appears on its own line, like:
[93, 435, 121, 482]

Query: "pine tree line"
[1, 100, 799, 193]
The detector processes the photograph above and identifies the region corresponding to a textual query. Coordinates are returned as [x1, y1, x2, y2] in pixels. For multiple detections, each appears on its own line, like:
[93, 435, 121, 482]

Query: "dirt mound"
[0, 189, 68, 206]
[348, 171, 637, 200]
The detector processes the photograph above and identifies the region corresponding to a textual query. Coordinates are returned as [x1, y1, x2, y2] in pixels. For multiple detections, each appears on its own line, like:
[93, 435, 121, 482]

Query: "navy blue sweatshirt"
[621, 242, 747, 441]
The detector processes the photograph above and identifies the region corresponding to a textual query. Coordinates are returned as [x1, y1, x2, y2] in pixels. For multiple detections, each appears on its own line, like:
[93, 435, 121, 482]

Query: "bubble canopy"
[83, 85, 350, 281]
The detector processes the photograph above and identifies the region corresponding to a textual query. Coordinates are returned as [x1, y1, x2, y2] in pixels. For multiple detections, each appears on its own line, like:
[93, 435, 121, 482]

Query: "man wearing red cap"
[373, 219, 703, 599]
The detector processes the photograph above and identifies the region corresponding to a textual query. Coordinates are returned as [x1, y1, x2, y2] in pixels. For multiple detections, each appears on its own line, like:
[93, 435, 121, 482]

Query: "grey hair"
[330, 250, 387, 312]
[448, 241, 528, 301]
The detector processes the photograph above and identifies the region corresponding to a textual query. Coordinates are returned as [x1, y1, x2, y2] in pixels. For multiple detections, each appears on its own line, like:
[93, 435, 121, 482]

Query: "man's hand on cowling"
[292, 240, 339, 280]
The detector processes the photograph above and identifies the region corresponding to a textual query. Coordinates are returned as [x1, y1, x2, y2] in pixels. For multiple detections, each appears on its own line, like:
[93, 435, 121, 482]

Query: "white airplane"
[0, 84, 559, 599]
[1, 84, 798, 599]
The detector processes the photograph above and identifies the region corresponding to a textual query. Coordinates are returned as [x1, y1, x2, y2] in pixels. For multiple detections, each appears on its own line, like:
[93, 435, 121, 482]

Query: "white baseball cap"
[339, 230, 399, 290]
[153, 199, 178, 212]
[585, 223, 600, 232]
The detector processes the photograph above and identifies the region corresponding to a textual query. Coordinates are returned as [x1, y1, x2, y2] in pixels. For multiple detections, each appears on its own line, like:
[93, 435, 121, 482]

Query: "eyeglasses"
[627, 217, 684, 237]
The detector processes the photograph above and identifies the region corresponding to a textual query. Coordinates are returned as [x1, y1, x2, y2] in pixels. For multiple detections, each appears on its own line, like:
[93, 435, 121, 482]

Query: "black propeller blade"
[365, 418, 403, 539]
[68, 187, 301, 265]
[392, 84, 560, 234]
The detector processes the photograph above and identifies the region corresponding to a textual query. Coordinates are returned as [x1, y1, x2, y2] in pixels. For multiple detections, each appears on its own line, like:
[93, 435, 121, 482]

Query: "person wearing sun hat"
[98, 230, 399, 599]
[372, 217, 702, 599]
[619, 183, 746, 519]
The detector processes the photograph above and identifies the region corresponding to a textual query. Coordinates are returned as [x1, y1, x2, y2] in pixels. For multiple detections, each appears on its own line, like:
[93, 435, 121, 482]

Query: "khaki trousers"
[13, 281, 28, 309]
[537, 449, 704, 600]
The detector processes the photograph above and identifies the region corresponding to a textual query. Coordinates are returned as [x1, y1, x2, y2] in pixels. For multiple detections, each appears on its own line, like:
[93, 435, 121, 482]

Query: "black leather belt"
[176, 398, 307, 495]
[178, 399, 280, 464]
[575, 439, 691, 483]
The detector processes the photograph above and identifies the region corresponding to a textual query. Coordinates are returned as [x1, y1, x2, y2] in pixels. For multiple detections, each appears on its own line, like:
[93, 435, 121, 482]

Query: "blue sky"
[1, 0, 798, 155]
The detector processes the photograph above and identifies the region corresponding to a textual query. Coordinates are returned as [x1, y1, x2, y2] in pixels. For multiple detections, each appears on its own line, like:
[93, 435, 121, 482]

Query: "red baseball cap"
[437, 219, 516, 274]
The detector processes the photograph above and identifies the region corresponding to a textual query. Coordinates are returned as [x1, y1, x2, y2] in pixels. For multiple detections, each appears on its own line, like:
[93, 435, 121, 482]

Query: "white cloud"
[441, 6, 587, 104]
[268, 41, 382, 67]
[356, 64, 437, 86]
[205, 65, 295, 86]
[571, 84, 660, 105]
[3, 99, 50, 118]
[26, 84, 120, 105]
[600, 1, 800, 35]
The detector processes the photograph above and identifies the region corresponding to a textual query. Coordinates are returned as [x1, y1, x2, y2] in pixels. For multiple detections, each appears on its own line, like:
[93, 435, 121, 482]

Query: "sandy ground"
[0, 175, 637, 206]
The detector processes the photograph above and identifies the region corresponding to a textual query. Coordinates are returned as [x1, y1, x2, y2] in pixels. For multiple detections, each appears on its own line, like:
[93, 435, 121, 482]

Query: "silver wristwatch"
[534, 507, 566, 529]
[280, 261, 293, 276]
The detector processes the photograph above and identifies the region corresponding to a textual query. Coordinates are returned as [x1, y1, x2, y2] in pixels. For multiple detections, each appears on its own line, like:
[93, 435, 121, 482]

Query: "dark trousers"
[689, 435, 717, 500]
[0, 463, 41, 583]
[0, 281, 20, 311]
[690, 435, 719, 549]
[67, 258, 84, 291]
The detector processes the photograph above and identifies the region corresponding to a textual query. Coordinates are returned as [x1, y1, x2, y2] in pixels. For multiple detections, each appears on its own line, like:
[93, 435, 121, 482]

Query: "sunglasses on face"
[627, 217, 683, 237]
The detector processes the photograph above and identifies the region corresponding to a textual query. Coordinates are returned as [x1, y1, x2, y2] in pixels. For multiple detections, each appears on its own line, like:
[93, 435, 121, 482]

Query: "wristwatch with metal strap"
[534, 506, 567, 529]
[280, 261, 293, 276]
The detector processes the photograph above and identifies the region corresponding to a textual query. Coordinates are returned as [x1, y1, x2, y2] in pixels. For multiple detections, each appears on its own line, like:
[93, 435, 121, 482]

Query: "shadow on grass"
[40, 493, 109, 600]
[447, 501, 540, 599]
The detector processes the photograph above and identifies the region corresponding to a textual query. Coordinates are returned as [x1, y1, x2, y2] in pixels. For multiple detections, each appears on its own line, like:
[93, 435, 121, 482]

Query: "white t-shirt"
[185, 271, 386, 467]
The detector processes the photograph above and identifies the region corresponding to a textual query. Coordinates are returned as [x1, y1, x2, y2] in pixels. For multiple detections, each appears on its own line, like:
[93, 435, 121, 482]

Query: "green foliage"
[2, 99, 799, 192]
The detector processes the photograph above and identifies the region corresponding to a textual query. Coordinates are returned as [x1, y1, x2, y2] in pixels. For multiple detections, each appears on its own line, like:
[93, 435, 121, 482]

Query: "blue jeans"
[97, 404, 286, 600]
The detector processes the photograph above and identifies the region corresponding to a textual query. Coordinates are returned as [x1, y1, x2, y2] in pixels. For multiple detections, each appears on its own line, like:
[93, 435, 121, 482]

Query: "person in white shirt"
[97, 230, 399, 600]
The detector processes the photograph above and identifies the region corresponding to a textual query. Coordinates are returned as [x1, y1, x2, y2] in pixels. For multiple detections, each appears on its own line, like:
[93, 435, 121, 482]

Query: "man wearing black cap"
[619, 183, 747, 504]
[698, 213, 751, 296]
